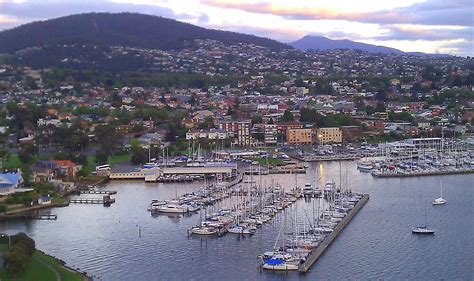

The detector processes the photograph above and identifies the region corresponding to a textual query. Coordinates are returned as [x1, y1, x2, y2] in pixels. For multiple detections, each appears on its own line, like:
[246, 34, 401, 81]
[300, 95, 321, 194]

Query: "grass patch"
[248, 157, 283, 166]
[34, 251, 83, 281]
[3, 155, 21, 170]
[51, 195, 68, 204]
[86, 153, 131, 169]
[0, 248, 84, 281]
[108, 154, 131, 164]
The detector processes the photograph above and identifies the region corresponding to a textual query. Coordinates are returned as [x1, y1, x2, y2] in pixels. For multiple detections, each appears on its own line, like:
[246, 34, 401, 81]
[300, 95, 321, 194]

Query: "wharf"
[69, 197, 116, 205]
[244, 168, 306, 175]
[373, 168, 474, 178]
[1, 213, 58, 220]
[295, 155, 361, 162]
[298, 194, 369, 273]
[80, 190, 117, 195]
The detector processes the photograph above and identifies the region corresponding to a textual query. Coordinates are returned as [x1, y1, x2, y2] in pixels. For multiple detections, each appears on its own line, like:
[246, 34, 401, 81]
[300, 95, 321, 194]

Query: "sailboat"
[412, 202, 435, 234]
[432, 180, 447, 205]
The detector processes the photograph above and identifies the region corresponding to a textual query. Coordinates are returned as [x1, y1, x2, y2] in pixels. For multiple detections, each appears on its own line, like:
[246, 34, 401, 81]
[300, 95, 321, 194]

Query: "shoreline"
[37, 250, 93, 281]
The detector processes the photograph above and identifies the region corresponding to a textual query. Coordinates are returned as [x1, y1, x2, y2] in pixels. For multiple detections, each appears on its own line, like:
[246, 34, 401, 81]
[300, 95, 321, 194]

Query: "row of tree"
[3, 233, 36, 274]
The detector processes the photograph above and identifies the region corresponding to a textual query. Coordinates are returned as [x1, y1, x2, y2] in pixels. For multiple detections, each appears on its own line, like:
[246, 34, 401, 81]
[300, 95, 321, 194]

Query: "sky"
[0, 0, 472, 56]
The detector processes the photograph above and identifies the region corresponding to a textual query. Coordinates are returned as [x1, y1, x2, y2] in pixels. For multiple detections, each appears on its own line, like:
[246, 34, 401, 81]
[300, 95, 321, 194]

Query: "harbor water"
[0, 161, 472, 280]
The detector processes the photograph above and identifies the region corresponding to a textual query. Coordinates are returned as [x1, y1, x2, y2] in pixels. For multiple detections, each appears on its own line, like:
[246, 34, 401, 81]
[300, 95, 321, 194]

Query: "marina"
[356, 138, 474, 178]
[0, 161, 472, 280]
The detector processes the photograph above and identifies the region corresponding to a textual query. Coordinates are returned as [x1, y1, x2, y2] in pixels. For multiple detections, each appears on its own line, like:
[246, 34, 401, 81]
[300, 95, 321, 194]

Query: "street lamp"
[0, 233, 11, 249]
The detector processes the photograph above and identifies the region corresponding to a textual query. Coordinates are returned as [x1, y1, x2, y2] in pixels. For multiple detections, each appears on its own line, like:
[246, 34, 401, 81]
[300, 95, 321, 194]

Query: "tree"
[375, 102, 386, 112]
[251, 114, 262, 125]
[131, 147, 147, 165]
[94, 125, 124, 156]
[282, 110, 294, 122]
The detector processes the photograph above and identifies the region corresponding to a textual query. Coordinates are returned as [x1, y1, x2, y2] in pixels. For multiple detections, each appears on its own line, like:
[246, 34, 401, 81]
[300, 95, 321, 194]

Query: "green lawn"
[86, 153, 131, 169]
[248, 157, 283, 166]
[35, 251, 83, 281]
[108, 154, 131, 164]
[0, 249, 84, 281]
[3, 155, 21, 170]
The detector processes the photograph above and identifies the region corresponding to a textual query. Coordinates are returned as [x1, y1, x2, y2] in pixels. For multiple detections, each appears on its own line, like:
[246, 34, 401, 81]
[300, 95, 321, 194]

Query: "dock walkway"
[299, 194, 369, 273]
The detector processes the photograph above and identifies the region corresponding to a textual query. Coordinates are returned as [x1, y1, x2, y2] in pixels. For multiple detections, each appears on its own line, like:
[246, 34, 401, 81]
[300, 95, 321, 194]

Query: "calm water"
[1, 161, 473, 280]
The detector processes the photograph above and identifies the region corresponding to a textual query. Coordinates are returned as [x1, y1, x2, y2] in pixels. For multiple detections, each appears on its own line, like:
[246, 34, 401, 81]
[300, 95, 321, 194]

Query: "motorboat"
[155, 204, 188, 214]
[190, 226, 218, 235]
[228, 225, 256, 235]
[412, 226, 435, 234]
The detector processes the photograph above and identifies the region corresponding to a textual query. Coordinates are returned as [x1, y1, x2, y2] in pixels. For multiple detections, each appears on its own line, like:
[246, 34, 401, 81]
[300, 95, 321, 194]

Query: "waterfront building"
[404, 138, 442, 150]
[287, 128, 313, 145]
[341, 125, 363, 142]
[317, 127, 342, 144]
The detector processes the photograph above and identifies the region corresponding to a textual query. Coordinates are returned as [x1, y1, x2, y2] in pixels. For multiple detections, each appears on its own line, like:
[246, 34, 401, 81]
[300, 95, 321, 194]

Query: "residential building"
[317, 127, 342, 144]
[341, 126, 363, 142]
[264, 124, 278, 146]
[237, 120, 251, 146]
[287, 128, 313, 145]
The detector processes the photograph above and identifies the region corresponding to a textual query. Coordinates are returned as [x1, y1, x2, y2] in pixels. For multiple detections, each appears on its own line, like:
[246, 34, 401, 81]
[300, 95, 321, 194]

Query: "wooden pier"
[33, 214, 58, 220]
[298, 194, 369, 273]
[69, 196, 116, 205]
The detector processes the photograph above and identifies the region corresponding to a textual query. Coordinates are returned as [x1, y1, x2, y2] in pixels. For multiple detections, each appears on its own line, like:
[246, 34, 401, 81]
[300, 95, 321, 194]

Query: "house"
[32, 160, 55, 183]
[52, 160, 82, 180]
[38, 194, 52, 205]
[191, 110, 213, 123]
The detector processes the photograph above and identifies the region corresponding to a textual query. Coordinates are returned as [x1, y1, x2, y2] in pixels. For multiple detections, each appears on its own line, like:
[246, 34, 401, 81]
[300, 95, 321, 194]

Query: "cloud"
[202, 0, 473, 27]
[375, 25, 473, 41]
[204, 22, 305, 42]
[197, 13, 209, 24]
[439, 39, 474, 56]
[0, 13, 26, 30]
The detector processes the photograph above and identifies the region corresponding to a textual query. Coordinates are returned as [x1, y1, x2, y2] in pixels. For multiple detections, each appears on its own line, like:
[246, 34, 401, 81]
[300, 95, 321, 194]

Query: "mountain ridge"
[0, 12, 290, 53]
[290, 35, 451, 57]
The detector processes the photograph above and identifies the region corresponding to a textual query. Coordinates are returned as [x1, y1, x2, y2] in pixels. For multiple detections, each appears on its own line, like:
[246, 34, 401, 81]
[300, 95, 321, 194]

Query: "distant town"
[0, 38, 473, 197]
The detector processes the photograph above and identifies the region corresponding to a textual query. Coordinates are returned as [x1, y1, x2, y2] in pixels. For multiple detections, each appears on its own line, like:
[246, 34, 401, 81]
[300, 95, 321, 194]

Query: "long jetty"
[298, 194, 369, 273]
[293, 154, 361, 162]
[372, 168, 474, 178]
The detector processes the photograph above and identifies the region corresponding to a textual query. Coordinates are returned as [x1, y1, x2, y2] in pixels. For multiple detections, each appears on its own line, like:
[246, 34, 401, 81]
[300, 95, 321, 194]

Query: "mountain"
[290, 35, 404, 54]
[0, 12, 289, 53]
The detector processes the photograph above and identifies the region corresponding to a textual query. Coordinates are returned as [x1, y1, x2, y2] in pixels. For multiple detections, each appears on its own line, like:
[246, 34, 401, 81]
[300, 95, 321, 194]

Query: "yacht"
[190, 226, 218, 235]
[432, 181, 446, 205]
[228, 225, 256, 235]
[303, 183, 314, 196]
[412, 226, 435, 234]
[261, 252, 301, 271]
[156, 204, 188, 214]
[357, 160, 374, 171]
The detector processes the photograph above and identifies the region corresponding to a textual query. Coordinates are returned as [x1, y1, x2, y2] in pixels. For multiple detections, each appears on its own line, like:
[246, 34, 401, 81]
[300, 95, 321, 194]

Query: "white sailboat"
[432, 180, 446, 205]
[412, 202, 435, 234]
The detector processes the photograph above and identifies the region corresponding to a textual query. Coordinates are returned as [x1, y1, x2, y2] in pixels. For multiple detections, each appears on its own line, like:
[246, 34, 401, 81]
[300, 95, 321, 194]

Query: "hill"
[0, 12, 289, 53]
[290, 35, 404, 54]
